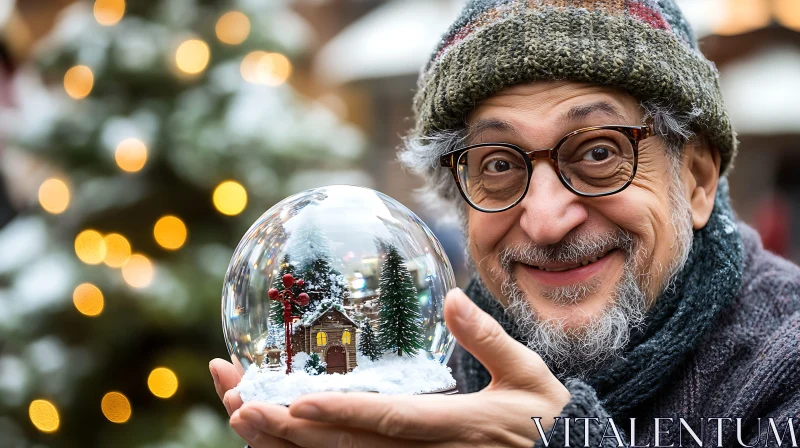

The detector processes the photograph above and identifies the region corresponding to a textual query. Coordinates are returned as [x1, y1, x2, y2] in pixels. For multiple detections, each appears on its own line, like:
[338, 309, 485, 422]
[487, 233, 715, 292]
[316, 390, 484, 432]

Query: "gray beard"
[465, 186, 694, 379]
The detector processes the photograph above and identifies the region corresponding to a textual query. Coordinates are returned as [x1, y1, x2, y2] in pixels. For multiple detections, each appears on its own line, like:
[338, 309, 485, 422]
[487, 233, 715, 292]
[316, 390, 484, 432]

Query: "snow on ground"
[237, 353, 456, 406]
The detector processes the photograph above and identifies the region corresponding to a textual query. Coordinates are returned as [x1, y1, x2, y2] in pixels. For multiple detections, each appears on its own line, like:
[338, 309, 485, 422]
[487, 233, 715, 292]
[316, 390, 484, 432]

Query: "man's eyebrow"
[562, 101, 627, 123]
[466, 118, 521, 144]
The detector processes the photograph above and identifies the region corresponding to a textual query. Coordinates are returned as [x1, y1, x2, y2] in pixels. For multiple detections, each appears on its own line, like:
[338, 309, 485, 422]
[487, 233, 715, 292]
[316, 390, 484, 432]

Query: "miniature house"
[291, 306, 358, 374]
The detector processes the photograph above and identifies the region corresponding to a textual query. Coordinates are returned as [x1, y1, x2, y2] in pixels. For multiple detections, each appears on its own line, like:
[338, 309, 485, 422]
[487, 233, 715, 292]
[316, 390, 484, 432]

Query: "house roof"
[299, 303, 357, 327]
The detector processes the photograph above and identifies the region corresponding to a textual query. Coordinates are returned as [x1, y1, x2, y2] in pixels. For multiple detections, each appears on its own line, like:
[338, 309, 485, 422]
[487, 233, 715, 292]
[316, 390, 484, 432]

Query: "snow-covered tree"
[304, 352, 327, 375]
[358, 319, 382, 362]
[289, 219, 347, 307]
[377, 244, 424, 357]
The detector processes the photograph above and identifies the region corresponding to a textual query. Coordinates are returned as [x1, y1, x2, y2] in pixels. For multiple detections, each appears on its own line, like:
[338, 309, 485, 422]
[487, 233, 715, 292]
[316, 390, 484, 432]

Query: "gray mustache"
[499, 230, 635, 271]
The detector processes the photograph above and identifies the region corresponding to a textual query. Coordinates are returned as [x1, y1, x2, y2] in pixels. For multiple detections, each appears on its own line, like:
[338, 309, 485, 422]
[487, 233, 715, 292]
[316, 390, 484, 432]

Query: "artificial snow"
[236, 353, 456, 406]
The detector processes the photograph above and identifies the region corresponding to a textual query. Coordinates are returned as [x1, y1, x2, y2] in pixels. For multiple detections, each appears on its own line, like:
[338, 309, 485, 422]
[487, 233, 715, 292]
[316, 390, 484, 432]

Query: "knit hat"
[413, 0, 737, 174]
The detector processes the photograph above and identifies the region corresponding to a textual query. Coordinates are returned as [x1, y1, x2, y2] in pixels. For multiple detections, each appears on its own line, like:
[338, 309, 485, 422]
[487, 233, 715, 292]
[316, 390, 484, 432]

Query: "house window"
[342, 330, 351, 345]
[316, 331, 327, 346]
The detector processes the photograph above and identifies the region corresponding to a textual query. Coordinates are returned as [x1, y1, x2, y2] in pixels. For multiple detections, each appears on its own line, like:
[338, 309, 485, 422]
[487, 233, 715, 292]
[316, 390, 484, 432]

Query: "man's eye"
[485, 159, 512, 173]
[582, 146, 612, 162]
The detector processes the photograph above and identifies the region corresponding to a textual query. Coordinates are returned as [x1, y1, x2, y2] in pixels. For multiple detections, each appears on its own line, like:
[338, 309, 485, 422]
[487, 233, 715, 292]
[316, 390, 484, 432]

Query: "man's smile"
[518, 249, 623, 287]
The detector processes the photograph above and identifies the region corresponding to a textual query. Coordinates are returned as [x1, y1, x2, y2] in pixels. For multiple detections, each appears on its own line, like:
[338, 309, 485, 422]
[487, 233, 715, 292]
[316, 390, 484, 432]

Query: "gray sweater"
[456, 220, 800, 447]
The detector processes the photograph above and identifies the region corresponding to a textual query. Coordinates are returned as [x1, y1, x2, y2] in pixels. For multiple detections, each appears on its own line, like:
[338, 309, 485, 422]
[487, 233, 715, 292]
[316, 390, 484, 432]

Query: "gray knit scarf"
[459, 179, 745, 418]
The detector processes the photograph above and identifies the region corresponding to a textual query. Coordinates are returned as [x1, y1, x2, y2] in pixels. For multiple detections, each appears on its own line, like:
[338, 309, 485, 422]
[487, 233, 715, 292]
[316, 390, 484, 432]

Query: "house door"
[326, 346, 346, 374]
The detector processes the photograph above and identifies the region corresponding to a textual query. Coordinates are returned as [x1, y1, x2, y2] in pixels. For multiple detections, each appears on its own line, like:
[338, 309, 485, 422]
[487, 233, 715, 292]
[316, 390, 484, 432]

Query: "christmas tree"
[0, 1, 362, 446]
[289, 219, 347, 306]
[377, 244, 424, 357]
[358, 319, 382, 362]
[304, 353, 327, 376]
[270, 254, 307, 324]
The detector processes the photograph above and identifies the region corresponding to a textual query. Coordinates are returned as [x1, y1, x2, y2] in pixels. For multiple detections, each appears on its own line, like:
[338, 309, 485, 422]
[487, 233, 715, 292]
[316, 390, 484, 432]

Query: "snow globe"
[221, 185, 457, 405]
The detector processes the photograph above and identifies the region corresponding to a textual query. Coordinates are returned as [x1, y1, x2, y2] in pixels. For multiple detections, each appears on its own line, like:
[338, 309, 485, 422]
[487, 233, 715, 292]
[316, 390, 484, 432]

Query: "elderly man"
[210, 0, 800, 446]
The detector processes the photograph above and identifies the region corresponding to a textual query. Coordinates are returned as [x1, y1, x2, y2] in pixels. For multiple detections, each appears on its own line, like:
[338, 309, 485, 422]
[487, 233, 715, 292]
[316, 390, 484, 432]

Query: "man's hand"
[209, 357, 243, 416]
[217, 288, 571, 447]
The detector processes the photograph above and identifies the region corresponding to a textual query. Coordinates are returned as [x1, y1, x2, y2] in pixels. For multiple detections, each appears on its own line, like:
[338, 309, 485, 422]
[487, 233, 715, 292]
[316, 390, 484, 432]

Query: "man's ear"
[682, 137, 721, 230]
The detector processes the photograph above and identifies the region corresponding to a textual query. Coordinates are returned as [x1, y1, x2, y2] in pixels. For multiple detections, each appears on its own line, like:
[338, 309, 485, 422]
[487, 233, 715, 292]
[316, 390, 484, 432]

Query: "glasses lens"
[457, 145, 528, 211]
[557, 129, 636, 195]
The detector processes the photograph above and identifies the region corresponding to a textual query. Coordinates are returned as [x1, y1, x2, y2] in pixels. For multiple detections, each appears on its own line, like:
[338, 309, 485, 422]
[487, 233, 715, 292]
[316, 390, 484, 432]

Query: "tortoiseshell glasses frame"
[439, 125, 654, 213]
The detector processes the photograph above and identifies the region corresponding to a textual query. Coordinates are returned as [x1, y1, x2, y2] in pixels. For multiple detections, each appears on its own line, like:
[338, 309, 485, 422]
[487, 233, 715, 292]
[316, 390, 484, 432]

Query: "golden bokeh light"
[175, 39, 210, 75]
[216, 11, 250, 45]
[775, 0, 800, 30]
[240, 51, 267, 83]
[714, 0, 770, 35]
[115, 138, 148, 173]
[153, 216, 187, 250]
[75, 230, 107, 265]
[101, 392, 131, 423]
[122, 254, 154, 288]
[103, 233, 132, 268]
[147, 367, 179, 398]
[29, 399, 60, 433]
[93, 0, 125, 26]
[38, 178, 70, 214]
[257, 53, 292, 86]
[213, 181, 248, 216]
[63, 65, 94, 100]
[240, 51, 292, 85]
[72, 283, 104, 317]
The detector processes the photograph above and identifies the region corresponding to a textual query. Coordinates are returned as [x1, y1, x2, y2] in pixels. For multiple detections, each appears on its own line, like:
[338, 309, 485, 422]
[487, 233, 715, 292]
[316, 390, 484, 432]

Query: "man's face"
[465, 81, 694, 374]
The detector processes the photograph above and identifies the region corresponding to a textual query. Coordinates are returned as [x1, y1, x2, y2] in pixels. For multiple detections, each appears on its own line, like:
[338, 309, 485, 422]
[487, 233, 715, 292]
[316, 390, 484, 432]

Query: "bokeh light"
[257, 53, 292, 86]
[29, 400, 60, 433]
[93, 0, 125, 26]
[240, 51, 292, 85]
[38, 178, 70, 214]
[75, 230, 107, 265]
[101, 392, 131, 423]
[72, 283, 104, 317]
[122, 254, 154, 288]
[147, 367, 179, 398]
[714, 0, 771, 35]
[115, 138, 148, 173]
[216, 11, 250, 45]
[103, 233, 132, 268]
[63, 65, 94, 100]
[175, 39, 210, 75]
[775, 0, 800, 31]
[240, 51, 267, 83]
[213, 181, 248, 216]
[153, 216, 187, 250]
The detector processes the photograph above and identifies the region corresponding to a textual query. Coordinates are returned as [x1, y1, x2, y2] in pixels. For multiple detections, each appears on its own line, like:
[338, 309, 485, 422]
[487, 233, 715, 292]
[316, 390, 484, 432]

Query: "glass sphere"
[221, 185, 456, 382]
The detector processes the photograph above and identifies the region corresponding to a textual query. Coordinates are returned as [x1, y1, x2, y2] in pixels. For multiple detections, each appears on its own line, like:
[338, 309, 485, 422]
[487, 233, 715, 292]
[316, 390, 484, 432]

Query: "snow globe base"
[236, 353, 457, 406]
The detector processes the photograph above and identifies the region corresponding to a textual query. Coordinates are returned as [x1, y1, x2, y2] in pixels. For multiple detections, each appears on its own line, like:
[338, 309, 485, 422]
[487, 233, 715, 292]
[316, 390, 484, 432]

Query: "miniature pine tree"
[290, 220, 348, 306]
[304, 352, 327, 375]
[377, 244, 425, 357]
[358, 319, 382, 362]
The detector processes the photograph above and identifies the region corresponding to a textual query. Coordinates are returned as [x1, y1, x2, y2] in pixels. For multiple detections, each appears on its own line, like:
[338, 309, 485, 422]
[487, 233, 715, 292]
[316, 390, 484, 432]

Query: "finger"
[288, 392, 485, 440]
[443, 288, 548, 387]
[239, 401, 436, 448]
[210, 358, 242, 402]
[230, 409, 301, 448]
[223, 388, 243, 416]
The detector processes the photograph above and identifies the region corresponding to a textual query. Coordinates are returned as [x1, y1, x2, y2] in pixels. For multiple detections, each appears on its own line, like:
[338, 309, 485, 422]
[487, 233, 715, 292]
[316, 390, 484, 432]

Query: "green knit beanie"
[413, 0, 737, 173]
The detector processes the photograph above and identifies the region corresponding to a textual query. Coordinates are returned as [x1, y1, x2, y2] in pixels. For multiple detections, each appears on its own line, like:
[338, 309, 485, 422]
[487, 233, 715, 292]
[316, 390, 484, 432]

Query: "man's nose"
[516, 161, 588, 246]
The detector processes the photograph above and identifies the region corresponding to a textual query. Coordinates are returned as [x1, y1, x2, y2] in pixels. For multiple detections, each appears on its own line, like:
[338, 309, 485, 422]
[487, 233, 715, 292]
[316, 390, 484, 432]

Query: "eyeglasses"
[439, 125, 654, 213]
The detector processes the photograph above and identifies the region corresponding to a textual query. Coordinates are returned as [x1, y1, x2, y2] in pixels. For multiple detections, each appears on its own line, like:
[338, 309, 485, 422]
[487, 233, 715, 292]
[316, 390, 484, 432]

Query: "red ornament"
[296, 279, 305, 288]
[267, 288, 280, 300]
[297, 293, 310, 306]
[282, 273, 295, 288]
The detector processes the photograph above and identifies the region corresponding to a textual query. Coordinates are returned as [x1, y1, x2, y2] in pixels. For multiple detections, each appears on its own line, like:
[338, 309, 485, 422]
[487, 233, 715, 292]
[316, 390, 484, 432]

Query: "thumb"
[444, 287, 549, 388]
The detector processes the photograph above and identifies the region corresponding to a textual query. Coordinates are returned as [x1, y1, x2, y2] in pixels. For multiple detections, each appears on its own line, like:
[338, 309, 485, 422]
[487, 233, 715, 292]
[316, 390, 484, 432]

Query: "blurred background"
[0, 0, 797, 446]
